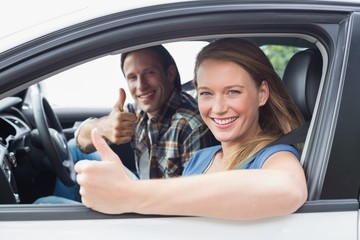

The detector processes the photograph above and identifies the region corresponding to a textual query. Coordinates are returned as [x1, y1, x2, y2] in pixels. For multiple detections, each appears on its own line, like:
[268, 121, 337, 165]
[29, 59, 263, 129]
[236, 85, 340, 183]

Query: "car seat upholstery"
[282, 48, 323, 121]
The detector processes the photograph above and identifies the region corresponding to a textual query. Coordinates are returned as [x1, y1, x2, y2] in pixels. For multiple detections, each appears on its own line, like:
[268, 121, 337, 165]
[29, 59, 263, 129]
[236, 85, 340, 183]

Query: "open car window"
[34, 42, 303, 108]
[35, 41, 208, 108]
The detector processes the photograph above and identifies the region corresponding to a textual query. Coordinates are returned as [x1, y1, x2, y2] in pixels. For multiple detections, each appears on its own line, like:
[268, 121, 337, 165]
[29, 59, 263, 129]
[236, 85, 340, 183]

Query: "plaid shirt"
[129, 90, 216, 178]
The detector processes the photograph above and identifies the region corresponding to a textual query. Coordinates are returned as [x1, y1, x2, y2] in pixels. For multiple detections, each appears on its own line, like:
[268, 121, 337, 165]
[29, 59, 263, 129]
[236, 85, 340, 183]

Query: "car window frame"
[0, 1, 358, 225]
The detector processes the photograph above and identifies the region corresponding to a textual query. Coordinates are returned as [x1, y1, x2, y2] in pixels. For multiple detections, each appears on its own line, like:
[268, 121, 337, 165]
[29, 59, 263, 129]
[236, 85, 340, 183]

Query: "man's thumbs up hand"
[97, 88, 137, 145]
[114, 88, 126, 112]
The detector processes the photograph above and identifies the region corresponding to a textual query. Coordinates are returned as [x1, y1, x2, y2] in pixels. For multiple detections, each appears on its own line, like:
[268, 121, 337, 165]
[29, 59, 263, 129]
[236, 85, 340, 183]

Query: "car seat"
[268, 48, 323, 148]
[282, 48, 323, 121]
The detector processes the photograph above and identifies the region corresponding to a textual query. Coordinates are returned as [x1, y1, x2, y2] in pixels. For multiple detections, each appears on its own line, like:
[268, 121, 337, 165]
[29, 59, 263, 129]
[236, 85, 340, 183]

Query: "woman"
[183, 38, 305, 175]
[75, 38, 308, 220]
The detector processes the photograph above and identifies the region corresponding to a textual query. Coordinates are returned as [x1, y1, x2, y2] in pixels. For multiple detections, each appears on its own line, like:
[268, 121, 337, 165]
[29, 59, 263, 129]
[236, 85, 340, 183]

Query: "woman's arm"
[75, 129, 307, 220]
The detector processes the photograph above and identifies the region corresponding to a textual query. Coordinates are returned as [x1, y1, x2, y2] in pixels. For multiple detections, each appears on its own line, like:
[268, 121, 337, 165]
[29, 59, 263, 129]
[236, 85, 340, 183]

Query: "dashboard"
[0, 114, 31, 203]
[0, 97, 55, 204]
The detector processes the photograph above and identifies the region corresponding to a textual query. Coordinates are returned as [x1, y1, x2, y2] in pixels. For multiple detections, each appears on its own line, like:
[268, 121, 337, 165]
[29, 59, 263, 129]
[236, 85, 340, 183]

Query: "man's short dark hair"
[120, 45, 181, 91]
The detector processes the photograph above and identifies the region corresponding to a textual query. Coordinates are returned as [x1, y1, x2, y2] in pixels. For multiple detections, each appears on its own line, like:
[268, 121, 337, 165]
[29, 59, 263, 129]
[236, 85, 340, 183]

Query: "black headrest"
[282, 48, 323, 121]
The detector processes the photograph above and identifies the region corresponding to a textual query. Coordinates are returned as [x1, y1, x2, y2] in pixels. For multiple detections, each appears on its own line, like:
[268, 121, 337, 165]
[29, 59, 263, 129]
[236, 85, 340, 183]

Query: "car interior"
[0, 36, 324, 205]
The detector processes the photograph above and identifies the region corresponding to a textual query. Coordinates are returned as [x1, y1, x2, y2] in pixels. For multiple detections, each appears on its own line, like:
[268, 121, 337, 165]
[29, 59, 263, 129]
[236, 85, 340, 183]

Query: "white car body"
[0, 211, 357, 240]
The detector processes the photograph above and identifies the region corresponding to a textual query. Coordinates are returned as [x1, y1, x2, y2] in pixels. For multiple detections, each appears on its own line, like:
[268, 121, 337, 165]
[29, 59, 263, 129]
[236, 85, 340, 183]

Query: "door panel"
[0, 200, 357, 240]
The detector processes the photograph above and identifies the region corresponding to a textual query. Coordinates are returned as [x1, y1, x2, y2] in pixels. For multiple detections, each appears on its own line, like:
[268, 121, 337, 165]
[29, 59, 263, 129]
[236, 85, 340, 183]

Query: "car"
[1, 0, 360, 239]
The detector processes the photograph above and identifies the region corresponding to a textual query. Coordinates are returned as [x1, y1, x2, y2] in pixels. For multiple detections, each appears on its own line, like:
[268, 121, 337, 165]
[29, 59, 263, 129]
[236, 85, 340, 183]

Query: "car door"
[0, 1, 359, 239]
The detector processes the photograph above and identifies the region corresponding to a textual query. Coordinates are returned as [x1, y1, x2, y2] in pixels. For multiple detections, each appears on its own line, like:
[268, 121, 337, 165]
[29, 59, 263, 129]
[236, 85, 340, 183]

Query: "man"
[53, 45, 216, 202]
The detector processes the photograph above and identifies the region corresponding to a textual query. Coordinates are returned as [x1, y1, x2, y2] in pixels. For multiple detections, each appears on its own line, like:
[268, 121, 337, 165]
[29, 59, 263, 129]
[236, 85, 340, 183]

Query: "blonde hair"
[193, 38, 304, 169]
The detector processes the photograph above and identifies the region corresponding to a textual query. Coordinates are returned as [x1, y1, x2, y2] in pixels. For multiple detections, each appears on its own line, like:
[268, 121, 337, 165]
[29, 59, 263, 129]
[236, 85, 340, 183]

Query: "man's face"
[123, 49, 175, 118]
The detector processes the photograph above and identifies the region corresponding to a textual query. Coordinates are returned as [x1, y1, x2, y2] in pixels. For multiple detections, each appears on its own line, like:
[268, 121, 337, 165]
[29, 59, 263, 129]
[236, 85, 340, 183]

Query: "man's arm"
[76, 117, 108, 153]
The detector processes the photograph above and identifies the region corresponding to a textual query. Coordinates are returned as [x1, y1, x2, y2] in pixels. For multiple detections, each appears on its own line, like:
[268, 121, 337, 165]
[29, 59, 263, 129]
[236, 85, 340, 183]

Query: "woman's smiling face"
[196, 59, 269, 145]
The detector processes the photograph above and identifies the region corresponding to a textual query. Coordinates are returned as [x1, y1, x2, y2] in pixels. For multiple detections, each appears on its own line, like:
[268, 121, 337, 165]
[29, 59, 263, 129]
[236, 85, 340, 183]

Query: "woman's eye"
[199, 91, 212, 97]
[228, 90, 240, 95]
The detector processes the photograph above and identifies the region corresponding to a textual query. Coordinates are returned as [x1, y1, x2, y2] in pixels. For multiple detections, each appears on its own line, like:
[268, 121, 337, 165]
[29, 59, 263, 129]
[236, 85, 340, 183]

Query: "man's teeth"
[214, 117, 237, 125]
[139, 92, 153, 98]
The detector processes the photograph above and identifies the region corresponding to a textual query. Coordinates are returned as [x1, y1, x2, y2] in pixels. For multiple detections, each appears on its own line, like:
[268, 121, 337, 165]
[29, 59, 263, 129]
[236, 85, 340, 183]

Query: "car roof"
[2, 0, 360, 53]
[0, 0, 188, 53]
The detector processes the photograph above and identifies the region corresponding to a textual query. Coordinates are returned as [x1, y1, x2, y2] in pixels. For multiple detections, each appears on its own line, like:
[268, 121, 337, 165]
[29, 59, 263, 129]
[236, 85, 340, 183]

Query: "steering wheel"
[31, 91, 76, 186]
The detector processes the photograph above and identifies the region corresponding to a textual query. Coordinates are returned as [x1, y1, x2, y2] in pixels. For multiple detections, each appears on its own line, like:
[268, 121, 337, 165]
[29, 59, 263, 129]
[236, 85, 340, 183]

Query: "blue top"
[182, 144, 301, 176]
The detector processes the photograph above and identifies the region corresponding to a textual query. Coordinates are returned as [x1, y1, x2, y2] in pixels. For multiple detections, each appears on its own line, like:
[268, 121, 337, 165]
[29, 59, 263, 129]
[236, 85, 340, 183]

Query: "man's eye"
[127, 76, 136, 82]
[145, 70, 156, 76]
